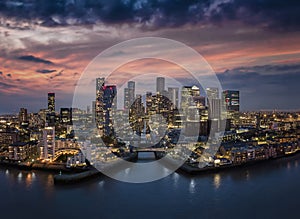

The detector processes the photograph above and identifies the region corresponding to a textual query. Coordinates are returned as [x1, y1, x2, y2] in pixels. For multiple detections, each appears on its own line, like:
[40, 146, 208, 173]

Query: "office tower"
[206, 87, 219, 99]
[129, 94, 145, 134]
[124, 81, 135, 110]
[156, 77, 165, 94]
[42, 126, 55, 160]
[95, 77, 117, 136]
[48, 93, 55, 113]
[19, 108, 28, 125]
[60, 108, 72, 125]
[168, 87, 179, 109]
[146, 92, 153, 115]
[96, 78, 105, 130]
[128, 81, 135, 105]
[181, 86, 198, 110]
[223, 90, 240, 112]
[191, 85, 200, 96]
[206, 87, 221, 119]
[92, 101, 96, 123]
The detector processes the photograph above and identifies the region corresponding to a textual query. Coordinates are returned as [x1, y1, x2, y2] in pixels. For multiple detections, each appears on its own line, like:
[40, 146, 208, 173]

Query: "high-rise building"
[60, 108, 72, 125]
[206, 87, 221, 119]
[206, 87, 219, 99]
[42, 126, 55, 160]
[156, 77, 165, 94]
[168, 87, 179, 109]
[95, 77, 117, 136]
[19, 108, 28, 125]
[48, 93, 55, 113]
[181, 85, 201, 110]
[124, 81, 135, 110]
[92, 100, 96, 123]
[191, 85, 200, 97]
[96, 78, 105, 130]
[223, 90, 240, 112]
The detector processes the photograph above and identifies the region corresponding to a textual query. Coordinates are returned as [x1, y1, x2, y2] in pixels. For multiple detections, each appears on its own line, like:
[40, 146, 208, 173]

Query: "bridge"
[132, 147, 166, 159]
[53, 148, 80, 161]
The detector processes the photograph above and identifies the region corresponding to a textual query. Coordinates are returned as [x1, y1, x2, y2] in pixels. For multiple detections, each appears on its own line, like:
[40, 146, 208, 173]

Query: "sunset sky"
[1, 0, 300, 113]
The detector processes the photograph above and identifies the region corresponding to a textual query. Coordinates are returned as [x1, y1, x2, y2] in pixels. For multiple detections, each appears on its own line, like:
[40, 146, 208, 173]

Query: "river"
[0, 153, 299, 219]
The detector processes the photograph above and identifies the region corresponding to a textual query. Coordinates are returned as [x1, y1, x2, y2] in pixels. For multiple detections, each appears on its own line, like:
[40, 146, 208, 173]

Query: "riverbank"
[179, 150, 300, 175]
[53, 153, 138, 184]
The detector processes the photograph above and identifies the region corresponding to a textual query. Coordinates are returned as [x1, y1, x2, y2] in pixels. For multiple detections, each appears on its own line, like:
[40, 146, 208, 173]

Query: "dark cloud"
[36, 69, 57, 74]
[0, 71, 2, 75]
[6, 73, 11, 77]
[18, 55, 54, 65]
[1, 0, 299, 31]
[218, 64, 300, 110]
[50, 70, 63, 79]
[210, 0, 300, 31]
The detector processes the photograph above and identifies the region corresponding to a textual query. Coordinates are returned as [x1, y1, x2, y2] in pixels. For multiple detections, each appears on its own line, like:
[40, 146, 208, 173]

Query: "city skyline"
[1, 1, 300, 113]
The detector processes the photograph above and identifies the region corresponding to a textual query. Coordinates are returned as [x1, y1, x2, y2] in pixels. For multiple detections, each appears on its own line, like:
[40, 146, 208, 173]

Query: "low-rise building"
[8, 142, 38, 161]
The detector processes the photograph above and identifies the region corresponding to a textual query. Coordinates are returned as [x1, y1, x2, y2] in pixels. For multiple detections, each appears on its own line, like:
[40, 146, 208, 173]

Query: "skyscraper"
[19, 108, 28, 125]
[168, 87, 179, 109]
[206, 87, 221, 119]
[206, 87, 219, 99]
[48, 93, 55, 113]
[96, 78, 105, 130]
[156, 77, 165, 94]
[223, 90, 240, 112]
[95, 77, 117, 136]
[60, 108, 72, 125]
[124, 81, 135, 110]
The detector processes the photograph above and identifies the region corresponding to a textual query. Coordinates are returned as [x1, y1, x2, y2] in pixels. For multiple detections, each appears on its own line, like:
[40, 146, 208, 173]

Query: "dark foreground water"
[1, 153, 300, 219]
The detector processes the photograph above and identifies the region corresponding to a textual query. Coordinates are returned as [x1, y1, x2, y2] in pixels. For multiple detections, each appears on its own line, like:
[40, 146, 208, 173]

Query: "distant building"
[156, 77, 165, 94]
[124, 81, 135, 110]
[48, 93, 55, 113]
[223, 90, 240, 112]
[167, 87, 179, 109]
[19, 108, 28, 125]
[60, 108, 72, 125]
[206, 87, 219, 99]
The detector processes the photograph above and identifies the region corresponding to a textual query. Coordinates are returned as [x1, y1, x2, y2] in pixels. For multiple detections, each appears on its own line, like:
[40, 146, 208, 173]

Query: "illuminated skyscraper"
[206, 87, 221, 119]
[60, 108, 72, 125]
[19, 108, 28, 125]
[223, 90, 240, 112]
[95, 77, 117, 136]
[48, 93, 55, 113]
[124, 81, 135, 110]
[96, 78, 105, 130]
[168, 87, 179, 109]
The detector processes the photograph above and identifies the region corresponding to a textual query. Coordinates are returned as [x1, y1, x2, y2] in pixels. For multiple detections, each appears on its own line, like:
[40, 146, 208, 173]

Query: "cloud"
[6, 73, 12, 77]
[0, 81, 15, 89]
[218, 63, 300, 110]
[18, 55, 54, 65]
[1, 0, 300, 31]
[36, 69, 57, 74]
[50, 70, 63, 79]
[0, 71, 2, 75]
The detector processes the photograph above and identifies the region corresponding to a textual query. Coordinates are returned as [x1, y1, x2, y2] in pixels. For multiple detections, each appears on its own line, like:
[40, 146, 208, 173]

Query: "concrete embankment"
[54, 168, 101, 184]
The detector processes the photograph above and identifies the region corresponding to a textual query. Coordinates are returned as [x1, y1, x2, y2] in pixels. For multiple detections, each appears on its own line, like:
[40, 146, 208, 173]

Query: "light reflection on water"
[1, 154, 300, 218]
[189, 178, 196, 194]
[213, 173, 221, 189]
